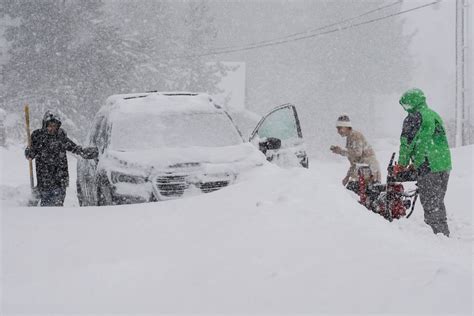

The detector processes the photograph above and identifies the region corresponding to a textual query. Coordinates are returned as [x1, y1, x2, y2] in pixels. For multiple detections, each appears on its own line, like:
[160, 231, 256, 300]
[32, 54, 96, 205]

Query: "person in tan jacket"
[330, 114, 381, 190]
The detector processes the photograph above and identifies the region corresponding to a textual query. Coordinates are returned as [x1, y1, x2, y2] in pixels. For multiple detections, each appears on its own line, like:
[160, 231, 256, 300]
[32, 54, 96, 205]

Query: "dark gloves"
[25, 147, 35, 159]
[330, 145, 343, 155]
[392, 163, 403, 177]
[80, 147, 99, 159]
[393, 164, 417, 182]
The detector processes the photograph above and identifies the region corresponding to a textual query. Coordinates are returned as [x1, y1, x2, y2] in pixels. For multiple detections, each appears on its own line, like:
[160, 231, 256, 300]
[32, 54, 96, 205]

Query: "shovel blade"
[27, 187, 40, 207]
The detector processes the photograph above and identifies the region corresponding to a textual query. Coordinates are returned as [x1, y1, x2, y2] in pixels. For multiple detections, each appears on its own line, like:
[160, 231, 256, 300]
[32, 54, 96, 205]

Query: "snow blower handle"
[406, 190, 418, 218]
[388, 152, 396, 170]
[24, 105, 34, 189]
[386, 152, 396, 183]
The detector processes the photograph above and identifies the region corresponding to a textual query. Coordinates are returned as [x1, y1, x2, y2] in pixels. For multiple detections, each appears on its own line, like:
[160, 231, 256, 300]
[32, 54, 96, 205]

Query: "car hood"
[100, 143, 266, 175]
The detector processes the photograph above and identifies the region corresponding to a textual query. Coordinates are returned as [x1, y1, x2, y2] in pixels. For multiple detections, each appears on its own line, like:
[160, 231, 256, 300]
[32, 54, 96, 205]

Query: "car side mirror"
[258, 137, 281, 154]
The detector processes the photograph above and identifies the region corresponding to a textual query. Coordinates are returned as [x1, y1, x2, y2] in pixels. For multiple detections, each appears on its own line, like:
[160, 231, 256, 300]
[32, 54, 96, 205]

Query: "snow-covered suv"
[77, 92, 307, 205]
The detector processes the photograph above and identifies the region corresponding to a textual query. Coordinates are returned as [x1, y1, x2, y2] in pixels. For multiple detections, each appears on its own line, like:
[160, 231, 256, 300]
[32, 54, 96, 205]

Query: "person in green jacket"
[397, 88, 452, 236]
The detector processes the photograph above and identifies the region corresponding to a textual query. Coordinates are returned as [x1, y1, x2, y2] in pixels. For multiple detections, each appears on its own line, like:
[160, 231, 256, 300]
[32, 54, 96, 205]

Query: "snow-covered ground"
[0, 143, 472, 314]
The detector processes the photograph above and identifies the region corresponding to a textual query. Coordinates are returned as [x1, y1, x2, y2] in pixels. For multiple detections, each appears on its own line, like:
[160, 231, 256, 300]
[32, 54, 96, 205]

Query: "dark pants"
[39, 187, 66, 207]
[417, 171, 450, 236]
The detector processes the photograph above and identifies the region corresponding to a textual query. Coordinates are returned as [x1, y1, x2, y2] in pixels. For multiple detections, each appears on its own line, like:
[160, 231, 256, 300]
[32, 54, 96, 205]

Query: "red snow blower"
[356, 153, 418, 222]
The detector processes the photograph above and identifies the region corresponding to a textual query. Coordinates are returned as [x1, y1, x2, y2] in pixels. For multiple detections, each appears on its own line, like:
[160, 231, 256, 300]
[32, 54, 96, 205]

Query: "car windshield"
[109, 112, 243, 150]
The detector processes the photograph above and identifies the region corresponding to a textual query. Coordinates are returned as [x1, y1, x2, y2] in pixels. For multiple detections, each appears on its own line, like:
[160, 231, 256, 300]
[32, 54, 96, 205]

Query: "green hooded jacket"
[398, 89, 452, 173]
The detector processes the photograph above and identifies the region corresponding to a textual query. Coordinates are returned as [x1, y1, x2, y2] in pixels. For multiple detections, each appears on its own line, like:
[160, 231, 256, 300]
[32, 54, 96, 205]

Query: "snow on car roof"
[101, 92, 222, 118]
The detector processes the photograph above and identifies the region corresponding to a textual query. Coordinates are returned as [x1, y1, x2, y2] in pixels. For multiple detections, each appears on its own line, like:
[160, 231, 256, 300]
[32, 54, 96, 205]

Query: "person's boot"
[431, 222, 450, 237]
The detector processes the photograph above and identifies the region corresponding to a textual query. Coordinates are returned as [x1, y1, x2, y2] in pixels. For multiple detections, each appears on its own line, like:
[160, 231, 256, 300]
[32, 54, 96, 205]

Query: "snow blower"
[356, 153, 418, 222]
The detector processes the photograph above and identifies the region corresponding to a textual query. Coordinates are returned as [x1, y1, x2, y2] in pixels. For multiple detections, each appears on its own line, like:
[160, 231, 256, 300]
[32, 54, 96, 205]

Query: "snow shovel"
[24, 105, 39, 206]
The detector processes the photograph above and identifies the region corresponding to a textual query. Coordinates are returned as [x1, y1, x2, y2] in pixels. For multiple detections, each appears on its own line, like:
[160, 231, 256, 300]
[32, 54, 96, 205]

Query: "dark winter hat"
[42, 110, 62, 129]
[336, 113, 352, 128]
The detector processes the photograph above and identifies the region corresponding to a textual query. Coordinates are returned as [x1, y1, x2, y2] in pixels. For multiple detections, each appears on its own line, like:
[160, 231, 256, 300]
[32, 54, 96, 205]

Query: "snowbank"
[1, 144, 472, 314]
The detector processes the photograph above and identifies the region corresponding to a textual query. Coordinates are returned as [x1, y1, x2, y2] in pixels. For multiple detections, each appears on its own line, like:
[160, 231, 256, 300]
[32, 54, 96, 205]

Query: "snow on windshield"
[110, 112, 243, 150]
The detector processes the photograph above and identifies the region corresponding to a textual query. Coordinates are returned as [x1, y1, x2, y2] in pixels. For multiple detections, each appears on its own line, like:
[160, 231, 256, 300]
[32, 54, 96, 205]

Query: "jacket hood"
[42, 111, 62, 129]
[399, 88, 427, 113]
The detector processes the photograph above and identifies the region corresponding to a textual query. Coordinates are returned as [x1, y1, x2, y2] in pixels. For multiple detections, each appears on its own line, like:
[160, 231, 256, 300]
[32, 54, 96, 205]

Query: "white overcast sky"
[212, 0, 473, 138]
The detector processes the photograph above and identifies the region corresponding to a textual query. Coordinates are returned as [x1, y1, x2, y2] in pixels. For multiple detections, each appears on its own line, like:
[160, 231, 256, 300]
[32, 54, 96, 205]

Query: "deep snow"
[0, 143, 472, 314]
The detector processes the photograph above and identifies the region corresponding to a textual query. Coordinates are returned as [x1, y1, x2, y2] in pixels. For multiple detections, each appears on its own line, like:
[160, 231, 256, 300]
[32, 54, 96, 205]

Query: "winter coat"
[341, 130, 381, 182]
[398, 89, 452, 173]
[26, 112, 98, 191]
[26, 128, 81, 190]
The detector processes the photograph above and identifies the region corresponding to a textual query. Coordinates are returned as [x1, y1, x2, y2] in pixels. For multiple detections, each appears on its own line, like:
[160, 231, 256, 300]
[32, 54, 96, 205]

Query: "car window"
[255, 106, 299, 141]
[109, 112, 243, 150]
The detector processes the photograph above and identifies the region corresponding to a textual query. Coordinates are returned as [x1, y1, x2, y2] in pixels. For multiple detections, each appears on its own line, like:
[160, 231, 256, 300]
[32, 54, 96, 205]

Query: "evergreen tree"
[106, 0, 230, 95]
[1, 0, 135, 140]
[169, 0, 229, 93]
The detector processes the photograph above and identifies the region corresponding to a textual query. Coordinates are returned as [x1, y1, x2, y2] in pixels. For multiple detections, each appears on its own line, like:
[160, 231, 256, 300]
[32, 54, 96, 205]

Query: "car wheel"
[77, 180, 84, 206]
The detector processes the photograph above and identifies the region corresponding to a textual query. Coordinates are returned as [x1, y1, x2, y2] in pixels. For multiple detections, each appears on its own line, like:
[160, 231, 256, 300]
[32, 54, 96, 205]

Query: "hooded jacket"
[398, 89, 452, 173]
[26, 111, 98, 190]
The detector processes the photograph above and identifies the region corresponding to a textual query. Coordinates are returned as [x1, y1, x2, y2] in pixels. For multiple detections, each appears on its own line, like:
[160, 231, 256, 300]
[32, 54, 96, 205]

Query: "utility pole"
[455, 0, 471, 146]
[455, 0, 464, 147]
[465, 0, 472, 145]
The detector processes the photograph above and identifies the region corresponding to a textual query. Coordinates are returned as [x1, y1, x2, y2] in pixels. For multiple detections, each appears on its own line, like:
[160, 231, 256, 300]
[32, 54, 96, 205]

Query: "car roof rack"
[109, 92, 216, 108]
[123, 95, 148, 100]
[161, 93, 199, 96]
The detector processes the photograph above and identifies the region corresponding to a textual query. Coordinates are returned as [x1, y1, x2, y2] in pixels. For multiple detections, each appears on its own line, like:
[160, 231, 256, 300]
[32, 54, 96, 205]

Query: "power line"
[205, 0, 404, 52]
[196, 0, 440, 57]
[169, 0, 441, 60]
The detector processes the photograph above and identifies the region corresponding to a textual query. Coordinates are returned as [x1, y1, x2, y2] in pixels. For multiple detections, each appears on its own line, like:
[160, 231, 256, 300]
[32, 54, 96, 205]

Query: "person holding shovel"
[25, 111, 98, 206]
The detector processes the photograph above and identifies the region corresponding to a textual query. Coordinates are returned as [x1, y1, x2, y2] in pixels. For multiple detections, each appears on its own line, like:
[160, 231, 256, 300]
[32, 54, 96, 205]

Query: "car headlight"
[110, 171, 146, 184]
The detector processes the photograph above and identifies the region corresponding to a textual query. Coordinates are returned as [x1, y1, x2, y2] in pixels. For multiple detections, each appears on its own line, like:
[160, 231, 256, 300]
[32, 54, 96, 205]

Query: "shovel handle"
[24, 105, 34, 189]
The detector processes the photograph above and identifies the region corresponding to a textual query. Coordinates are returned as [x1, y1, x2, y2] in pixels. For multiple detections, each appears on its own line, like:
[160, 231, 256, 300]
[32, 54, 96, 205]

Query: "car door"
[249, 104, 308, 168]
[77, 116, 107, 205]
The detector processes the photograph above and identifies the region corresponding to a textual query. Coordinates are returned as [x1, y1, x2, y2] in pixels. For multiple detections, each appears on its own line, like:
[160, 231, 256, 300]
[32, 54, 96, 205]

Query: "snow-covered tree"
[168, 1, 229, 93]
[0, 0, 135, 140]
[105, 0, 230, 94]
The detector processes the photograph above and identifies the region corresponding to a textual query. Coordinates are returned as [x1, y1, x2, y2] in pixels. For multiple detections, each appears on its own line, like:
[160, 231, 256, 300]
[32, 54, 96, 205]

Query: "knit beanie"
[336, 114, 352, 128]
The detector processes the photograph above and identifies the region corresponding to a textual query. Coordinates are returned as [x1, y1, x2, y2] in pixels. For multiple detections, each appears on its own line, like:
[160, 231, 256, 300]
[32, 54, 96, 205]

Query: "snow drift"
[0, 144, 472, 314]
